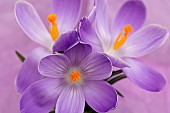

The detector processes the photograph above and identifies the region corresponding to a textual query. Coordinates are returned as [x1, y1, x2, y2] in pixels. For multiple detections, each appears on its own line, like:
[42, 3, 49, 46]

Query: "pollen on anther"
[47, 13, 59, 41]
[47, 14, 58, 24]
[70, 72, 81, 82]
[113, 24, 133, 50]
[124, 24, 133, 33]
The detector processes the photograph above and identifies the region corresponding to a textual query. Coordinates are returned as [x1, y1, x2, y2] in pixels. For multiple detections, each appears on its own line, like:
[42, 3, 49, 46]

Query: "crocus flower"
[20, 42, 117, 113]
[14, 0, 82, 93]
[79, 0, 169, 92]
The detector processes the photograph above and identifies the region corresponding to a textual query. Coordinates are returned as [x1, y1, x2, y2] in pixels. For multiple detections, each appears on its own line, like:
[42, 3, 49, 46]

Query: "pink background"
[0, 0, 170, 113]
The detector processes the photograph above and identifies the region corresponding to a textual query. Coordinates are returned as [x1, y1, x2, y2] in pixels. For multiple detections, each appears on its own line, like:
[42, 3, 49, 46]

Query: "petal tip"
[150, 24, 169, 46]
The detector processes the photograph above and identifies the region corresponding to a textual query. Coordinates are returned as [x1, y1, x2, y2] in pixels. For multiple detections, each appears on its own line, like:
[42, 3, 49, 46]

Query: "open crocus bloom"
[15, 0, 82, 93]
[15, 0, 82, 50]
[79, 0, 169, 92]
[20, 42, 117, 113]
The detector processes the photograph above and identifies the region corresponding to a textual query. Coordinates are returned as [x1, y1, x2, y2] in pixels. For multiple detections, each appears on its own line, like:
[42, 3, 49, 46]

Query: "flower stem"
[112, 70, 123, 76]
[107, 74, 127, 84]
[15, 50, 25, 62]
[84, 103, 96, 113]
[115, 89, 124, 97]
[106, 70, 123, 80]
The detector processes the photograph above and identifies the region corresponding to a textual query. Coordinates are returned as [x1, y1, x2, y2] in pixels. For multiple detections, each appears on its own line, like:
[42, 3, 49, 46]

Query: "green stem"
[107, 75, 126, 97]
[106, 70, 123, 80]
[15, 50, 25, 62]
[84, 103, 96, 113]
[115, 89, 124, 97]
[112, 70, 123, 76]
[49, 111, 55, 113]
[107, 74, 127, 84]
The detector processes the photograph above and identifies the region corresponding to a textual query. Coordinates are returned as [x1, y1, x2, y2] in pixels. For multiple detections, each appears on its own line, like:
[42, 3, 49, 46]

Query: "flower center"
[47, 14, 59, 41]
[70, 71, 81, 82]
[113, 24, 133, 50]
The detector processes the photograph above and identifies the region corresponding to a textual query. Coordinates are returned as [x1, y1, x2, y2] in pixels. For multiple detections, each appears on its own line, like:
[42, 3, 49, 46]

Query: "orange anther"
[70, 72, 81, 82]
[47, 14, 59, 41]
[113, 24, 133, 50]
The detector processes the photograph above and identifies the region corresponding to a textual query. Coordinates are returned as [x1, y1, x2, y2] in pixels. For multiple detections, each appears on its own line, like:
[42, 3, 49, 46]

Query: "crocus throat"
[113, 24, 133, 50]
[47, 14, 59, 41]
[70, 72, 81, 82]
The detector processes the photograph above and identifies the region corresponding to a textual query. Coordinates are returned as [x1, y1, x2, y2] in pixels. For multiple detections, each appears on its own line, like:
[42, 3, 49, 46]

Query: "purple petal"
[53, 30, 79, 52]
[20, 78, 65, 113]
[123, 58, 166, 92]
[39, 54, 71, 78]
[15, 1, 53, 49]
[107, 55, 130, 68]
[16, 47, 50, 94]
[88, 6, 96, 23]
[56, 86, 85, 113]
[83, 81, 117, 112]
[122, 24, 169, 57]
[52, 0, 82, 33]
[64, 42, 92, 66]
[95, 0, 112, 47]
[112, 0, 146, 40]
[79, 17, 103, 52]
[80, 52, 112, 80]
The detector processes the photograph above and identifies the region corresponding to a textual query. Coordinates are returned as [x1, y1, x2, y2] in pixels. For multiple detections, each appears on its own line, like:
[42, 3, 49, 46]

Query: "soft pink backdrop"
[0, 0, 169, 113]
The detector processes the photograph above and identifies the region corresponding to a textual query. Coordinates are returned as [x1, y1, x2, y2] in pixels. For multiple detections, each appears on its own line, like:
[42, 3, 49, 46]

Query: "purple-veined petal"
[112, 0, 146, 44]
[123, 58, 166, 92]
[15, 1, 53, 49]
[53, 30, 79, 52]
[55, 86, 85, 113]
[122, 24, 169, 57]
[64, 42, 92, 66]
[79, 17, 103, 52]
[80, 52, 112, 80]
[52, 0, 82, 33]
[20, 78, 65, 113]
[15, 47, 50, 94]
[39, 54, 71, 78]
[95, 0, 112, 47]
[83, 81, 117, 112]
[107, 55, 130, 68]
[88, 6, 96, 23]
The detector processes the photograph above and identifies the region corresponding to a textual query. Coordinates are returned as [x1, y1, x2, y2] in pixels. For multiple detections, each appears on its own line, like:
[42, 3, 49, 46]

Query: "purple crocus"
[20, 42, 117, 113]
[14, 0, 82, 93]
[79, 0, 169, 92]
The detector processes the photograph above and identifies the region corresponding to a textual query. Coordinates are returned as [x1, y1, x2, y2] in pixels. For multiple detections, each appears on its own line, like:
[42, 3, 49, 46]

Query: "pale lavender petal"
[79, 17, 103, 52]
[64, 42, 92, 66]
[123, 58, 166, 92]
[107, 55, 129, 68]
[56, 86, 85, 113]
[20, 78, 65, 113]
[52, 30, 79, 52]
[83, 81, 117, 112]
[16, 47, 50, 94]
[88, 6, 96, 23]
[52, 0, 82, 33]
[39, 54, 71, 78]
[112, 0, 146, 41]
[123, 24, 169, 57]
[80, 52, 112, 80]
[95, 0, 112, 47]
[15, 1, 53, 49]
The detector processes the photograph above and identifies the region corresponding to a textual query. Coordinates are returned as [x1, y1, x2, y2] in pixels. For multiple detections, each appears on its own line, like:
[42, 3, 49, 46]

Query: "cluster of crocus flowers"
[15, 0, 169, 113]
[20, 42, 117, 113]
[15, 0, 81, 93]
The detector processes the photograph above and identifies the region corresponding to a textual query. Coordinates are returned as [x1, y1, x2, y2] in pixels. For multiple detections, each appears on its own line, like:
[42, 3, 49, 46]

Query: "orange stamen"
[47, 14, 59, 41]
[113, 24, 133, 50]
[70, 72, 81, 82]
